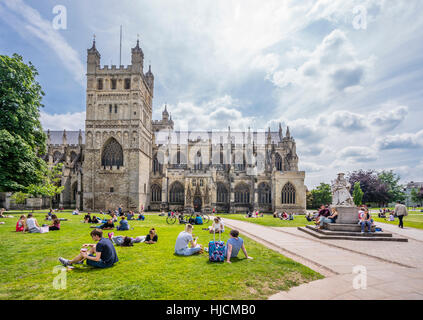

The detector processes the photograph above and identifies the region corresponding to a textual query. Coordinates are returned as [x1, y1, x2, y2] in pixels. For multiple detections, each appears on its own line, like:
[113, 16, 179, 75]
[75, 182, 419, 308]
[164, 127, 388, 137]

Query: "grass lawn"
[373, 214, 423, 230]
[220, 213, 311, 228]
[0, 210, 322, 300]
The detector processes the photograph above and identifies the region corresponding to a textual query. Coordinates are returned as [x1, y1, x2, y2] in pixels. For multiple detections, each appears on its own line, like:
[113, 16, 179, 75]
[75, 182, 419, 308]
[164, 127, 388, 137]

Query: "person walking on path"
[394, 201, 408, 229]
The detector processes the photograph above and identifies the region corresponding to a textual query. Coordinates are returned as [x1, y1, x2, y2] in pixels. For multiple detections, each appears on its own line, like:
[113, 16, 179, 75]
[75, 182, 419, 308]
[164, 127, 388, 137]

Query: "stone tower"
[82, 38, 154, 211]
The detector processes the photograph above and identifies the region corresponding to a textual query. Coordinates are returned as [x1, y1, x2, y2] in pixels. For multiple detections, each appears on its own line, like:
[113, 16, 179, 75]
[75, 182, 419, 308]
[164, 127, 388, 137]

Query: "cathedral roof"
[47, 131, 85, 145]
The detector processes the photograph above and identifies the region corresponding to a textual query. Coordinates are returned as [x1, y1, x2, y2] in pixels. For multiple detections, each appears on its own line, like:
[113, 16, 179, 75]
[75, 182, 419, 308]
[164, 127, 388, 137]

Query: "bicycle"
[166, 211, 177, 224]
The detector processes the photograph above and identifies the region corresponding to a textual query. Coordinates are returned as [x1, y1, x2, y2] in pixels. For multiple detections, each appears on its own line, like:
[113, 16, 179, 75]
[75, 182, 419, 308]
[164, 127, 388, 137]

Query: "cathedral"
[4, 39, 307, 214]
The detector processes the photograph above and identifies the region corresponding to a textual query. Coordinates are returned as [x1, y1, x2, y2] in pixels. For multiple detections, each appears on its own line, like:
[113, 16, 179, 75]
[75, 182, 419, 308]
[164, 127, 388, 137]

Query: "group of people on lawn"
[59, 214, 251, 268]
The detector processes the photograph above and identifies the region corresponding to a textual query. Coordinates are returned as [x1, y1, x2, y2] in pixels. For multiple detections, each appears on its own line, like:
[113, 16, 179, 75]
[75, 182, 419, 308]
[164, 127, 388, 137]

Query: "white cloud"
[40, 111, 85, 131]
[0, 0, 84, 85]
[376, 130, 423, 150]
[338, 146, 378, 162]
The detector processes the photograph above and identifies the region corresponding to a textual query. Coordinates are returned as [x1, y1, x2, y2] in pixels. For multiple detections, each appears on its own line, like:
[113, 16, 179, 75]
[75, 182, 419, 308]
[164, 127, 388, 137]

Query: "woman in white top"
[209, 217, 225, 234]
[26, 213, 41, 233]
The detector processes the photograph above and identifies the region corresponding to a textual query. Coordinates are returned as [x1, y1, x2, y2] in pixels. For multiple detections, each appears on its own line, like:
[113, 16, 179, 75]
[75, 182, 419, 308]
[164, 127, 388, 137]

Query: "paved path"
[222, 218, 423, 300]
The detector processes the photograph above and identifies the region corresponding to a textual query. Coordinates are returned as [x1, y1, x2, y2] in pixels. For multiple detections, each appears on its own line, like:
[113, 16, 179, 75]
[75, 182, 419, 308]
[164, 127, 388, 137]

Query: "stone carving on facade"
[331, 173, 354, 206]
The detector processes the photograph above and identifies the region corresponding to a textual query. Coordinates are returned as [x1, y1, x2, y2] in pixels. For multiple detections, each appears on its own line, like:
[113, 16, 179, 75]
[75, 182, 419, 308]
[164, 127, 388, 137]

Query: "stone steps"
[325, 223, 374, 232]
[298, 225, 408, 242]
[305, 225, 392, 237]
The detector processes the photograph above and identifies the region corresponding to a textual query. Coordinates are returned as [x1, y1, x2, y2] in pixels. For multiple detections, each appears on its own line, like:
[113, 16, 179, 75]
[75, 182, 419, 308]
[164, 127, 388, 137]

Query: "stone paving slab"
[222, 218, 423, 300]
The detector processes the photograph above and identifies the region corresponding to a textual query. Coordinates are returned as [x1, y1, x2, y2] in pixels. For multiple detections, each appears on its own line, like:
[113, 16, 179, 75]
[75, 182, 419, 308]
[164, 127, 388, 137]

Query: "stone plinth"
[332, 206, 359, 224]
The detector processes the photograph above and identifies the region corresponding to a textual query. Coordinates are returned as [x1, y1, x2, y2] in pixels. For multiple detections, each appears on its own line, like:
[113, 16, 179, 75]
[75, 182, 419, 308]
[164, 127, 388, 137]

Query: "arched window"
[169, 181, 184, 204]
[53, 151, 62, 162]
[151, 184, 162, 202]
[258, 182, 271, 204]
[235, 183, 250, 204]
[153, 152, 163, 174]
[281, 182, 296, 204]
[275, 153, 283, 171]
[217, 183, 229, 204]
[70, 151, 78, 163]
[101, 138, 123, 168]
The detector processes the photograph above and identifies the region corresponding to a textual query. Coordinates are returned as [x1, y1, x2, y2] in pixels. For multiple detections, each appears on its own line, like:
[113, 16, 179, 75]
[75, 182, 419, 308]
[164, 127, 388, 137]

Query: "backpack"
[209, 231, 225, 262]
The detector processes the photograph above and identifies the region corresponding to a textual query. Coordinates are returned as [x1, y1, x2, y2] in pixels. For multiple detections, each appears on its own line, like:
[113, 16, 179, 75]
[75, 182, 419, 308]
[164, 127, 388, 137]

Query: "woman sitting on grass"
[116, 216, 130, 231]
[26, 213, 41, 233]
[145, 228, 158, 244]
[84, 214, 93, 223]
[16, 215, 26, 232]
[225, 229, 253, 264]
[48, 214, 61, 231]
[138, 212, 145, 221]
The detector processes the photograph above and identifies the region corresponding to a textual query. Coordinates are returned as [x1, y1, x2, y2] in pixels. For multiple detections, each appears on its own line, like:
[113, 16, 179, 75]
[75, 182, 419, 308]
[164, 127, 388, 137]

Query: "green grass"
[373, 214, 423, 230]
[220, 213, 311, 228]
[0, 210, 322, 300]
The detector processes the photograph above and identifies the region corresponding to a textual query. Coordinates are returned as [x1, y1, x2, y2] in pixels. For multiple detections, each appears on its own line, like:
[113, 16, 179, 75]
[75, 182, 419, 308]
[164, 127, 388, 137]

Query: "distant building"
[404, 181, 423, 207]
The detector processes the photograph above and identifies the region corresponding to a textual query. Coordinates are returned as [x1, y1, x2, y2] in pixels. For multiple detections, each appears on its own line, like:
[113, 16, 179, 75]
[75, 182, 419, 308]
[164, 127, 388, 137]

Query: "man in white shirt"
[174, 224, 203, 256]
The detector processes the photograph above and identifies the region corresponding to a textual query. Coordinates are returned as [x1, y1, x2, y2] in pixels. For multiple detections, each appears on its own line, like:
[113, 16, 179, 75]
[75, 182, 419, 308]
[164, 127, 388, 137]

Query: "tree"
[311, 183, 332, 209]
[26, 163, 64, 209]
[0, 54, 47, 192]
[347, 170, 390, 206]
[378, 170, 406, 203]
[352, 182, 364, 206]
[306, 190, 314, 209]
[11, 191, 29, 208]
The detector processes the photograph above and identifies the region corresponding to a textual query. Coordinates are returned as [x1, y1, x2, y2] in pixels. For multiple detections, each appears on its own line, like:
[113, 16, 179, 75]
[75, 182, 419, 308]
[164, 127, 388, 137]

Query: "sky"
[0, 0, 422, 189]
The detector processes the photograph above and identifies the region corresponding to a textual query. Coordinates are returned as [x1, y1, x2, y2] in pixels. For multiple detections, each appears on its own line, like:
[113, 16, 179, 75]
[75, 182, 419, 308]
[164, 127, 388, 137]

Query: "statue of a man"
[331, 173, 354, 206]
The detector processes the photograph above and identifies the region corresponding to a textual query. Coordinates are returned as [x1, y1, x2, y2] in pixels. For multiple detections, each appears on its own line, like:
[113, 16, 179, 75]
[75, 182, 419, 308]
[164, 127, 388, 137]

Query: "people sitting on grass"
[72, 209, 80, 215]
[273, 211, 278, 218]
[116, 216, 130, 231]
[126, 211, 135, 220]
[26, 213, 41, 233]
[194, 214, 203, 225]
[84, 213, 93, 223]
[91, 218, 115, 230]
[48, 214, 61, 231]
[0, 208, 13, 218]
[204, 217, 225, 234]
[359, 209, 373, 234]
[174, 224, 203, 256]
[318, 208, 338, 229]
[305, 212, 314, 222]
[45, 214, 52, 221]
[59, 229, 118, 268]
[225, 229, 253, 264]
[16, 215, 26, 232]
[178, 212, 188, 224]
[145, 228, 158, 244]
[281, 211, 288, 220]
[386, 212, 395, 221]
[138, 212, 145, 221]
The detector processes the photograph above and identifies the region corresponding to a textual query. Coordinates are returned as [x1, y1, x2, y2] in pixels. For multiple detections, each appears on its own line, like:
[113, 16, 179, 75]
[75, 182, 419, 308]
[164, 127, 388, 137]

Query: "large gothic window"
[258, 182, 272, 204]
[101, 138, 123, 168]
[194, 151, 202, 170]
[235, 183, 250, 204]
[153, 153, 163, 175]
[151, 184, 162, 202]
[281, 182, 296, 204]
[217, 183, 229, 203]
[53, 151, 62, 163]
[275, 153, 283, 171]
[169, 181, 184, 204]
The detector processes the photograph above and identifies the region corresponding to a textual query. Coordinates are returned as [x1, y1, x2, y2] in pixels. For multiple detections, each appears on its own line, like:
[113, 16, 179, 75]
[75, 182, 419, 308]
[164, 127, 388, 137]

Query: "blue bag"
[209, 231, 225, 262]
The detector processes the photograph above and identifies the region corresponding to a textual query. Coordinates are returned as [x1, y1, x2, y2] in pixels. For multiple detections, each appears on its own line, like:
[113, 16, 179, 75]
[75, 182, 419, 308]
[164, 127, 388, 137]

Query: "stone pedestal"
[332, 205, 359, 224]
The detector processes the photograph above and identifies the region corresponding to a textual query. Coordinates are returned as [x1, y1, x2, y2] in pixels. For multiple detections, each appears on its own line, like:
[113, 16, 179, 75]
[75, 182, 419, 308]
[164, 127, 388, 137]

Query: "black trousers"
[398, 215, 404, 228]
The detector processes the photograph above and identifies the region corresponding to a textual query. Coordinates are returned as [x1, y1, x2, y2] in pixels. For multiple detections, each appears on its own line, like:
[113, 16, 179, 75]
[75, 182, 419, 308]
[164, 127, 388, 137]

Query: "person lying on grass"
[116, 216, 130, 231]
[59, 229, 118, 268]
[108, 232, 146, 246]
[175, 224, 203, 256]
[225, 229, 253, 264]
[90, 218, 115, 230]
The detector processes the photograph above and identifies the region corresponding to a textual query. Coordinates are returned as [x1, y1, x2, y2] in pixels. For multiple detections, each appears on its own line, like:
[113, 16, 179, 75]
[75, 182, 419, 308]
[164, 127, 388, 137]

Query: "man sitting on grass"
[225, 229, 253, 264]
[59, 229, 118, 268]
[116, 216, 130, 231]
[91, 218, 115, 230]
[174, 224, 203, 256]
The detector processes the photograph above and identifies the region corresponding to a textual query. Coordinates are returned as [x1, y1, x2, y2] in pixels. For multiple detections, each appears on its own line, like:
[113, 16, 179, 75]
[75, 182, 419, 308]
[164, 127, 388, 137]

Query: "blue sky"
[1, 0, 422, 188]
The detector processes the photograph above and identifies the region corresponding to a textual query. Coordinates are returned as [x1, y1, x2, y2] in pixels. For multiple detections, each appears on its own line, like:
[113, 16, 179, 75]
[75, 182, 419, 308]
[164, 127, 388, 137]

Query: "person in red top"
[16, 215, 26, 232]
